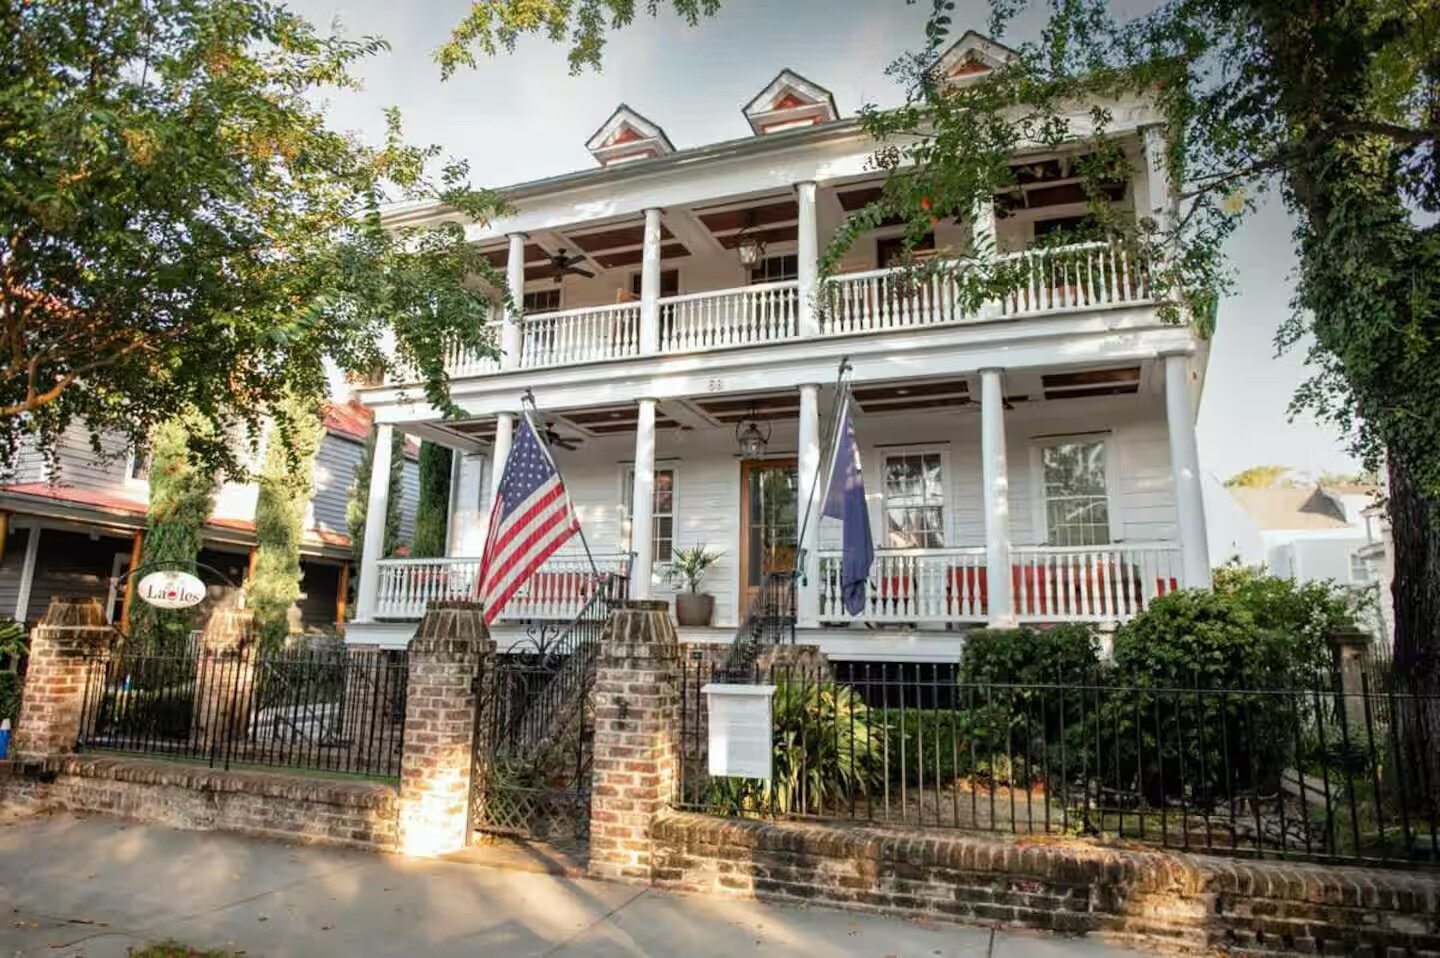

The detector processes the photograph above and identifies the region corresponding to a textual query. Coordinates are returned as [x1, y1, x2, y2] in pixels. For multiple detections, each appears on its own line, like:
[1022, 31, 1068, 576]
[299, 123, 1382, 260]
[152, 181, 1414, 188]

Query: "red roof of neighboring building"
[0, 483, 352, 551]
[323, 397, 419, 458]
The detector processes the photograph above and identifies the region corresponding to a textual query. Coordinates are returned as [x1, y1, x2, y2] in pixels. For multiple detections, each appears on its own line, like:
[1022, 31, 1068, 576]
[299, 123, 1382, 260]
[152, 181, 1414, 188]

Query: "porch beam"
[980, 369, 1015, 627]
[1163, 351, 1211, 589]
[354, 422, 393, 623]
[629, 398, 658, 598]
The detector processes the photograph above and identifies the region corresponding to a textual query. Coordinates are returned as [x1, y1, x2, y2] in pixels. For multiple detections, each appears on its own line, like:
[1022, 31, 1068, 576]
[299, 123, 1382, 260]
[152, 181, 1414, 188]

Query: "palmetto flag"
[821, 394, 874, 616]
[477, 416, 581, 624]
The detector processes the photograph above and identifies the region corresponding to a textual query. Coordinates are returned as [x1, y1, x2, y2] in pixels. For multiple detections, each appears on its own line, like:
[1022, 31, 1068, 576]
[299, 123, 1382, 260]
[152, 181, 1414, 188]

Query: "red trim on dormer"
[608, 126, 645, 146]
[949, 59, 991, 77]
[773, 91, 810, 110]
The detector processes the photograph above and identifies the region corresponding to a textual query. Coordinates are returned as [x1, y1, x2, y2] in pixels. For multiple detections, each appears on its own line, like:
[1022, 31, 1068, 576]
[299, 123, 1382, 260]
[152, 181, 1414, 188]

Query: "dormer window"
[935, 31, 1019, 88]
[585, 105, 675, 167]
[742, 69, 839, 135]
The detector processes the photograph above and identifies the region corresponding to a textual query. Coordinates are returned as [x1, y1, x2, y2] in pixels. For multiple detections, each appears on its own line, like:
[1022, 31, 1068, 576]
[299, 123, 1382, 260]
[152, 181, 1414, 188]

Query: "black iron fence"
[77, 645, 407, 778]
[677, 658, 1440, 867]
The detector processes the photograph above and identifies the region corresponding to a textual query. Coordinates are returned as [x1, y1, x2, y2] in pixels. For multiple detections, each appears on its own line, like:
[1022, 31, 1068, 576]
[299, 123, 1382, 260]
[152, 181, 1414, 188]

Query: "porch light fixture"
[735, 210, 766, 267]
[735, 408, 771, 458]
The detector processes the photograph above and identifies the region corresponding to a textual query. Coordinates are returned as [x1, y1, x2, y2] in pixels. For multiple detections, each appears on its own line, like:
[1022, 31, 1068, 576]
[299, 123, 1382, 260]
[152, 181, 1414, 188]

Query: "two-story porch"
[346, 86, 1210, 659]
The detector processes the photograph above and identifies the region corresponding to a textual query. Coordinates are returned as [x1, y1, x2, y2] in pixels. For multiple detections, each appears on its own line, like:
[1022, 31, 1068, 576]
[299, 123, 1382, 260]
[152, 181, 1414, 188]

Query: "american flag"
[477, 416, 581, 624]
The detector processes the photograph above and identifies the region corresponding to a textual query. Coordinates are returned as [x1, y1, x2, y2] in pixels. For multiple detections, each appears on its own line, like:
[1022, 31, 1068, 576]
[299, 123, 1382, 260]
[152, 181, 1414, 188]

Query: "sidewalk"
[0, 813, 1150, 957]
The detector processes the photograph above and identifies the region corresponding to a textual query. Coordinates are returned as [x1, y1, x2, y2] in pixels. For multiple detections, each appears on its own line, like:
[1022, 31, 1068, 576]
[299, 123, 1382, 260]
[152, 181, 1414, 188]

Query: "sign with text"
[136, 570, 206, 610]
[703, 683, 776, 781]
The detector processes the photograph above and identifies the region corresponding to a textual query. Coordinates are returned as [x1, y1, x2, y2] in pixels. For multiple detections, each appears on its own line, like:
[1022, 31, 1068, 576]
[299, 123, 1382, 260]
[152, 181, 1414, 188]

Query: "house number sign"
[702, 683, 776, 781]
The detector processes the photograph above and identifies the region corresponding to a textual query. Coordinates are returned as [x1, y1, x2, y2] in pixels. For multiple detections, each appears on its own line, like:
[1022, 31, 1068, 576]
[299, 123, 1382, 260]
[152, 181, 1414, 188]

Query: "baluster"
[1119, 247, 1133, 300]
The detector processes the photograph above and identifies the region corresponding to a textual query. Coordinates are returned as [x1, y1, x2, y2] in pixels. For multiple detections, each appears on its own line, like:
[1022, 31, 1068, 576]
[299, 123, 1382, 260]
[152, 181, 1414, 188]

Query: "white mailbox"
[702, 683, 776, 781]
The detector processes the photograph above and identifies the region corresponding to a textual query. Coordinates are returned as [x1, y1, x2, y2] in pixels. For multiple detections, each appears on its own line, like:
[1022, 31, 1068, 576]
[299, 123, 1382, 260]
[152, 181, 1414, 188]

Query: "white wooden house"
[348, 33, 1213, 661]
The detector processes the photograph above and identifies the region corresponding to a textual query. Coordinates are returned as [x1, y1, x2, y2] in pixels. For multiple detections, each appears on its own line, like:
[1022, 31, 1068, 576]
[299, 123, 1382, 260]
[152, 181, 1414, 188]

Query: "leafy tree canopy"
[1225, 465, 1297, 489]
[1, 0, 505, 477]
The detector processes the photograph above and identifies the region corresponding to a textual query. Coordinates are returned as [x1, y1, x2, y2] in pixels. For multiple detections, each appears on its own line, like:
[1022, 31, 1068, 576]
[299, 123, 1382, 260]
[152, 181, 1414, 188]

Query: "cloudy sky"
[291, 0, 1360, 483]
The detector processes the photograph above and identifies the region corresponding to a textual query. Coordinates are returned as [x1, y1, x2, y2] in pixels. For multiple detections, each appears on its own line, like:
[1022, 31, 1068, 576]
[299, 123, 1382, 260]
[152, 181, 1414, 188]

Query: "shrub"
[1212, 564, 1365, 679]
[706, 674, 883, 815]
[0, 672, 20, 725]
[960, 623, 1102, 686]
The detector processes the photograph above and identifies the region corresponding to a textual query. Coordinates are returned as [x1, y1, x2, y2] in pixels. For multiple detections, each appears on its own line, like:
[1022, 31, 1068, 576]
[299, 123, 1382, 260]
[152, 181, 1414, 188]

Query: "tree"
[1225, 465, 1296, 489]
[1, 0, 504, 478]
[129, 414, 219, 653]
[347, 429, 405, 572]
[246, 392, 325, 649]
[411, 441, 454, 558]
[438, 0, 721, 77]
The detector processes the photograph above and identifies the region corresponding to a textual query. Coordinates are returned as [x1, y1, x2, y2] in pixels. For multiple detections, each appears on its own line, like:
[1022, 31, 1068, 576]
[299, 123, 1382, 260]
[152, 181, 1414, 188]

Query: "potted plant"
[667, 545, 724, 627]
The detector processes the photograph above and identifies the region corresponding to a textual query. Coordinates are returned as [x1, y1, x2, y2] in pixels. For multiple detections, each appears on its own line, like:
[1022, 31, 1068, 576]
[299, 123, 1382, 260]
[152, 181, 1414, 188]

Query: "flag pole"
[793, 357, 854, 579]
[521, 389, 601, 582]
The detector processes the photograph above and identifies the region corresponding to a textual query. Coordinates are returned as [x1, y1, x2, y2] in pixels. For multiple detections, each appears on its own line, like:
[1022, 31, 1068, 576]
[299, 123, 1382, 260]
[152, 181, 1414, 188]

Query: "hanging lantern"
[734, 408, 771, 458]
[734, 210, 766, 267]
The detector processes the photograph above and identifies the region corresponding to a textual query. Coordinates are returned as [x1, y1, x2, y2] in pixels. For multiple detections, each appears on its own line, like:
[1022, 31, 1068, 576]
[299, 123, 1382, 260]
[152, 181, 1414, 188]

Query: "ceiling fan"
[546, 249, 595, 283]
[539, 421, 582, 451]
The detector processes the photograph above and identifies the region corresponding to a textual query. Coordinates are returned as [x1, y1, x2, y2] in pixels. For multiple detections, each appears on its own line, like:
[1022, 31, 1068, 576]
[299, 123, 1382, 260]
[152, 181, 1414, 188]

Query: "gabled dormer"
[585, 105, 675, 166]
[936, 30, 1018, 87]
[742, 69, 839, 135]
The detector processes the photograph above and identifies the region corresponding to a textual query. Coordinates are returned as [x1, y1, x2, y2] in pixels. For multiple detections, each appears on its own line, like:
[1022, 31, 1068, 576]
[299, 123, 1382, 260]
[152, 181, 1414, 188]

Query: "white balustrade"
[1010, 543, 1182, 622]
[518, 303, 641, 369]
[997, 241, 1151, 318]
[374, 552, 632, 621]
[818, 542, 1181, 626]
[658, 281, 800, 352]
[818, 548, 988, 625]
[444, 322, 504, 377]
[821, 266, 971, 335]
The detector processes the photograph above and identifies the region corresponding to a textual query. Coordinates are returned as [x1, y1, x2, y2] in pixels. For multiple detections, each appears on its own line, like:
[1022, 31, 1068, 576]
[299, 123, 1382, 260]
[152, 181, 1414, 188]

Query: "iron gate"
[469, 575, 625, 845]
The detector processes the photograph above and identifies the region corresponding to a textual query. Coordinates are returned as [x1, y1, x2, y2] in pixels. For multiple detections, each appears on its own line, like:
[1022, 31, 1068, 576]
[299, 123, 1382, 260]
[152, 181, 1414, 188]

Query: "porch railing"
[374, 552, 633, 620]
[657, 280, 799, 352]
[996, 240, 1151, 317]
[818, 541, 1181, 626]
[518, 303, 641, 369]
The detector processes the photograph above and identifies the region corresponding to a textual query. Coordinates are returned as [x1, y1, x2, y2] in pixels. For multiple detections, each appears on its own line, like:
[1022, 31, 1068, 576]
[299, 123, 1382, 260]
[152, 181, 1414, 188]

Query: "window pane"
[882, 452, 944, 548]
[1041, 441, 1109, 546]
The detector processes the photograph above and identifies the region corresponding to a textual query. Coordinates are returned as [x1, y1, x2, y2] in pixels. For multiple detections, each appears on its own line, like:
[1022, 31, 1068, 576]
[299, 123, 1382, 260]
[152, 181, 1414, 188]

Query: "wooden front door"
[738, 459, 799, 614]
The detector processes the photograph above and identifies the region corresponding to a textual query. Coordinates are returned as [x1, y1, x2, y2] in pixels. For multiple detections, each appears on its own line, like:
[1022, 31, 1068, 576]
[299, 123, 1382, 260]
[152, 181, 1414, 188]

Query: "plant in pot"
[667, 545, 724, 627]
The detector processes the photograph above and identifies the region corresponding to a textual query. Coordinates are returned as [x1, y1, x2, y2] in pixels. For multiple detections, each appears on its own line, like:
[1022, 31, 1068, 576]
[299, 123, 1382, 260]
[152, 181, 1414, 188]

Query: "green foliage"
[665, 544, 724, 594]
[0, 616, 24, 724]
[439, 0, 721, 77]
[1, 0, 503, 477]
[347, 430, 405, 569]
[706, 676, 883, 816]
[411, 442, 453, 558]
[1212, 564, 1363, 673]
[1224, 465, 1297, 489]
[0, 672, 20, 726]
[129, 415, 218, 654]
[1111, 589, 1286, 689]
[246, 393, 325, 650]
[960, 624, 1102, 686]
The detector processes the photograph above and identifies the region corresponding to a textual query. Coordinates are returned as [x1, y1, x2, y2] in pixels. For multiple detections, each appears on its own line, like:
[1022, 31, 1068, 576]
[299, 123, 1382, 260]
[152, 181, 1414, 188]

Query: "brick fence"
[650, 812, 1440, 956]
[2, 755, 398, 852]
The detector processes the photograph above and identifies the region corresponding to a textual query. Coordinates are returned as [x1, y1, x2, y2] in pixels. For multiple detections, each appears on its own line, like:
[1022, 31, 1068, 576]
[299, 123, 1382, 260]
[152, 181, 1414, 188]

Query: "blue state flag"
[821, 396, 874, 616]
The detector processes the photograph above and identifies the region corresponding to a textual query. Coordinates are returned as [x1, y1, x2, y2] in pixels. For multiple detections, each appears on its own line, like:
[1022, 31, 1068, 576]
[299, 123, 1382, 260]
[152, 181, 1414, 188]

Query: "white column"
[501, 232, 526, 370]
[629, 398, 658, 599]
[354, 423, 394, 622]
[971, 196, 997, 255]
[795, 182, 819, 337]
[639, 208, 663, 353]
[1164, 352, 1211, 589]
[1141, 125, 1176, 234]
[13, 525, 40, 623]
[796, 384, 821, 627]
[980, 369, 1015, 627]
[489, 413, 514, 507]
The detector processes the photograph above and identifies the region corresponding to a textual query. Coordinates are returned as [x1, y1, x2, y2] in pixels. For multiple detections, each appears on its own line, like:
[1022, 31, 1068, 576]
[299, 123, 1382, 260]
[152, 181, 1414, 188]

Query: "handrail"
[657, 279, 799, 305]
[519, 301, 640, 323]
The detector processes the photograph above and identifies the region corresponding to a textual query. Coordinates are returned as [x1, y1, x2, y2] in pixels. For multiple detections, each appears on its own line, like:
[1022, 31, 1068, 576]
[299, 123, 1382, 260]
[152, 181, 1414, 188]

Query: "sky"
[291, 0, 1361, 483]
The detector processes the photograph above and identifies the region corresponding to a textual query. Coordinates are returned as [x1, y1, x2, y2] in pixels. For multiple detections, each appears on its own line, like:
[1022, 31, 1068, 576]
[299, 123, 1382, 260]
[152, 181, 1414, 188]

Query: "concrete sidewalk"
[0, 813, 1150, 957]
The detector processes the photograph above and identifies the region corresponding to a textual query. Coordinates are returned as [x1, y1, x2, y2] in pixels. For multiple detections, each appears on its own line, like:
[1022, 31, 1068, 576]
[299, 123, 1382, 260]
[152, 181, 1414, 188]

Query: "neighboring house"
[0, 399, 419, 633]
[1224, 483, 1380, 586]
[1355, 504, 1395, 645]
[349, 32, 1214, 662]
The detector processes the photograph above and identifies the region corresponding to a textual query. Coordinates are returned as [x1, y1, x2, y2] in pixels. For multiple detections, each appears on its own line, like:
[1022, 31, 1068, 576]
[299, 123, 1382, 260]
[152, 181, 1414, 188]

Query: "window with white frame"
[128, 447, 151, 482]
[881, 451, 945, 549]
[522, 288, 561, 313]
[1039, 439, 1111, 546]
[622, 467, 676, 565]
[1349, 550, 1372, 585]
[749, 254, 798, 285]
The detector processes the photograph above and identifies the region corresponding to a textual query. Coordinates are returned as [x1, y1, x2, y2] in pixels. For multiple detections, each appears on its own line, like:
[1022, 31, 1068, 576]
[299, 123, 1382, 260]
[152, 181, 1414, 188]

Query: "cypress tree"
[411, 441, 453, 558]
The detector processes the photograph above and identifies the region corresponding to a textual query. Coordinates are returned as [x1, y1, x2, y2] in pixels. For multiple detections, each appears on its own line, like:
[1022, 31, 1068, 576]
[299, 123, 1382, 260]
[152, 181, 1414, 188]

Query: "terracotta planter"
[675, 593, 715, 627]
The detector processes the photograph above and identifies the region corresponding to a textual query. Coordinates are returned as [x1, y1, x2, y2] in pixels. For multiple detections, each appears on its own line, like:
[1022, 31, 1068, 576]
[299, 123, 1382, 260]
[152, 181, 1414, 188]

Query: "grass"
[128, 941, 241, 957]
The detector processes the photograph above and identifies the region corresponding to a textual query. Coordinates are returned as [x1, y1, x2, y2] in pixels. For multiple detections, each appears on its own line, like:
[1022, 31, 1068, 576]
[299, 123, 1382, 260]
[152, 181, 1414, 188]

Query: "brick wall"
[652, 812, 1440, 956]
[3, 755, 398, 852]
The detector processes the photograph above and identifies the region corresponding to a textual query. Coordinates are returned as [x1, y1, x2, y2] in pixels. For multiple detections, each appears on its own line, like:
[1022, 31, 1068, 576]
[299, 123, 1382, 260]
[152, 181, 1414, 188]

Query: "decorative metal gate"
[469, 575, 625, 845]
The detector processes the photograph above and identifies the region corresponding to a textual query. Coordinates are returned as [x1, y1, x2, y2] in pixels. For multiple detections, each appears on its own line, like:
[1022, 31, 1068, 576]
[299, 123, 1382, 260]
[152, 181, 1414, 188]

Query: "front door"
[739, 459, 798, 614]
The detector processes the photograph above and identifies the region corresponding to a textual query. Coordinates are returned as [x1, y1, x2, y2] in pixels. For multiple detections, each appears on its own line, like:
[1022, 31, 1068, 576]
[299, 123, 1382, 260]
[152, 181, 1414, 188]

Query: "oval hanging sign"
[136, 570, 207, 610]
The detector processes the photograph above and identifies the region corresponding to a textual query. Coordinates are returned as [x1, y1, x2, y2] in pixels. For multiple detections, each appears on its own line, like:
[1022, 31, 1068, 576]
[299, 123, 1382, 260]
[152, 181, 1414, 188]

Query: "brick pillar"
[588, 599, 682, 883]
[191, 607, 256, 754]
[398, 602, 489, 857]
[13, 597, 112, 763]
